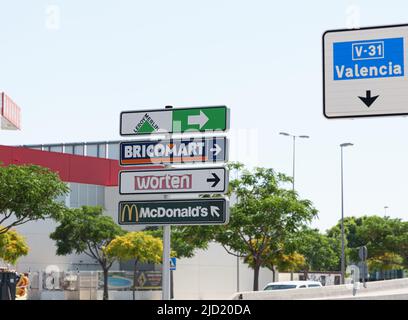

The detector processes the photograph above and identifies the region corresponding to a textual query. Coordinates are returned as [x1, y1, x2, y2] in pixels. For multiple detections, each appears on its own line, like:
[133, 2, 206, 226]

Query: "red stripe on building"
[0, 145, 163, 186]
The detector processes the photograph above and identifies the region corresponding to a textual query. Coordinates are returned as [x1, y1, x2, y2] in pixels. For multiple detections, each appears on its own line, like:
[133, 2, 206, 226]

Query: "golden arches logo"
[120, 204, 139, 223]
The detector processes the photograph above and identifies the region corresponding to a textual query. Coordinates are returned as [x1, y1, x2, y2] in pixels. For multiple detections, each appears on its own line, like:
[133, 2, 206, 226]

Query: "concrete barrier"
[230, 278, 408, 300]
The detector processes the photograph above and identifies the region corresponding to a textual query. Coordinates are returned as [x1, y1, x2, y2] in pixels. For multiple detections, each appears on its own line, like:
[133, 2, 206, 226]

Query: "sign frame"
[120, 105, 230, 136]
[119, 166, 228, 195]
[323, 23, 408, 119]
[119, 136, 228, 166]
[118, 198, 229, 226]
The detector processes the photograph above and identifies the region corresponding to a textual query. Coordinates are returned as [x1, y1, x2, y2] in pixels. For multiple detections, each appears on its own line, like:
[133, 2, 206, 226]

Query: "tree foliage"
[105, 231, 163, 300]
[243, 239, 305, 278]
[213, 162, 318, 290]
[146, 226, 213, 259]
[292, 227, 341, 272]
[0, 164, 68, 234]
[0, 228, 29, 265]
[105, 231, 162, 264]
[368, 252, 404, 272]
[327, 215, 408, 271]
[50, 206, 124, 259]
[50, 206, 125, 300]
[275, 252, 306, 273]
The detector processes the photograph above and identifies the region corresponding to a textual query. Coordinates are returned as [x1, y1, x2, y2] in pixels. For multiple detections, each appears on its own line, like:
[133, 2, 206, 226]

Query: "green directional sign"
[118, 198, 229, 226]
[172, 107, 227, 132]
[120, 106, 229, 136]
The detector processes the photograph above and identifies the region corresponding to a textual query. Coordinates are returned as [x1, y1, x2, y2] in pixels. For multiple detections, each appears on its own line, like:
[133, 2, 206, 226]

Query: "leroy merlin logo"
[133, 113, 160, 133]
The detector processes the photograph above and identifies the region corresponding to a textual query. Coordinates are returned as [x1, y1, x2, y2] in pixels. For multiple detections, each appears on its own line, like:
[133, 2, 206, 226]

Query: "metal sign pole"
[162, 224, 171, 300]
[162, 107, 172, 301]
[359, 246, 368, 289]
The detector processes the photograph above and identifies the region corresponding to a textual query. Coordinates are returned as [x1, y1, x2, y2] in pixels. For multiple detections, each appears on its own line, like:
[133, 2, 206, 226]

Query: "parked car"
[263, 281, 322, 291]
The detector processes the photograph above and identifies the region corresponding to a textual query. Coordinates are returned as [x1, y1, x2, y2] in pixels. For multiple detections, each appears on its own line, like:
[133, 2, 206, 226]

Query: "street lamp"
[279, 132, 310, 191]
[384, 206, 389, 218]
[340, 142, 353, 285]
[279, 132, 310, 282]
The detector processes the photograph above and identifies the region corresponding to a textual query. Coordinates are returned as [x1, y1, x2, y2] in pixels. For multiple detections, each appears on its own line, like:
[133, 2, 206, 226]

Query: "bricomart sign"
[119, 137, 227, 166]
[118, 198, 229, 226]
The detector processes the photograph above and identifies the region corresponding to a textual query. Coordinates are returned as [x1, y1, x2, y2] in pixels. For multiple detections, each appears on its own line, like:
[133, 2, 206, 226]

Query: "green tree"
[0, 228, 29, 265]
[327, 216, 408, 271]
[0, 164, 68, 234]
[146, 225, 213, 298]
[385, 221, 408, 269]
[105, 232, 163, 300]
[275, 252, 306, 274]
[355, 216, 408, 267]
[147, 225, 212, 259]
[213, 162, 318, 290]
[50, 206, 125, 300]
[292, 227, 341, 276]
[243, 240, 305, 282]
[326, 216, 358, 267]
[368, 252, 404, 272]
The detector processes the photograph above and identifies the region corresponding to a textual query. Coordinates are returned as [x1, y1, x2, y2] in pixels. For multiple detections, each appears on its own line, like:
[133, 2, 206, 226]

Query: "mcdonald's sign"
[118, 198, 229, 226]
[120, 203, 140, 224]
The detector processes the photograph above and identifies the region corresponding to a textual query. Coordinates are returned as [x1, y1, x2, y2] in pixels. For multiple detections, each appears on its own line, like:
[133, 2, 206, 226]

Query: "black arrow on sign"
[207, 173, 220, 187]
[358, 90, 379, 107]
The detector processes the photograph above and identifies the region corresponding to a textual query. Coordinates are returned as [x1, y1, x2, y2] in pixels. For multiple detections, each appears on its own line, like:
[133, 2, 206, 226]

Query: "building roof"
[0, 144, 163, 186]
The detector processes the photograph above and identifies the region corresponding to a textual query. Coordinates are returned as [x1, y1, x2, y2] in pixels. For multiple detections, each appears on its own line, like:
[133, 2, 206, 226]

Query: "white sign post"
[323, 24, 408, 118]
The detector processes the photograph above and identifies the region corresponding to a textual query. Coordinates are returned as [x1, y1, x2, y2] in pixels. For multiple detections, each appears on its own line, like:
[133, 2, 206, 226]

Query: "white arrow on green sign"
[120, 106, 229, 136]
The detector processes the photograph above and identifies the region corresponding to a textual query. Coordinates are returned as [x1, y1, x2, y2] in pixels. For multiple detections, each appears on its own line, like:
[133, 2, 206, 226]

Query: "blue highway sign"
[323, 24, 408, 118]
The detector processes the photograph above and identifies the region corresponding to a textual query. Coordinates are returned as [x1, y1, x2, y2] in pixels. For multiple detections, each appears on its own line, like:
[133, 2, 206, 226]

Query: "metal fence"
[369, 269, 406, 281]
[27, 271, 161, 300]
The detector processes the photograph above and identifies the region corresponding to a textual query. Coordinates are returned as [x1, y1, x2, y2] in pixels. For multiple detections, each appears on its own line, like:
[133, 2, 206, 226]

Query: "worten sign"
[119, 167, 228, 195]
[323, 24, 408, 118]
[120, 106, 229, 135]
[118, 198, 229, 226]
[120, 137, 227, 166]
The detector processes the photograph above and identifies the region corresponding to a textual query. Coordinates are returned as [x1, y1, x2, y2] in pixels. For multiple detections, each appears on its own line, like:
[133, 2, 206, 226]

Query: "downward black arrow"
[358, 90, 379, 107]
[207, 173, 220, 187]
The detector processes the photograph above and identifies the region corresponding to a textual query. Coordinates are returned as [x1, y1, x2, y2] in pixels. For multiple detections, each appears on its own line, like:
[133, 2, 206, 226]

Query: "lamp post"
[279, 132, 310, 190]
[279, 132, 309, 281]
[340, 142, 353, 285]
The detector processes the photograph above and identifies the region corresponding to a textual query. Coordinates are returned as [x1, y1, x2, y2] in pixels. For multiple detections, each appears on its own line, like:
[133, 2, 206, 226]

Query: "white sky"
[1, 0, 408, 232]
